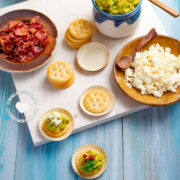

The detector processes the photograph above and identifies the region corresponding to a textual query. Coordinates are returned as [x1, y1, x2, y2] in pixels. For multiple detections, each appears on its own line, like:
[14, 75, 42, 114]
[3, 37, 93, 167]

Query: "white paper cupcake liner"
[77, 42, 109, 72]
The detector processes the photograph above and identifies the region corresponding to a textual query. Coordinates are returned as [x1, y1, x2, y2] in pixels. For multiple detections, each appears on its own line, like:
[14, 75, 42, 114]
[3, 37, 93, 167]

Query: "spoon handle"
[149, 0, 179, 18]
[116, 28, 158, 70]
[135, 28, 157, 52]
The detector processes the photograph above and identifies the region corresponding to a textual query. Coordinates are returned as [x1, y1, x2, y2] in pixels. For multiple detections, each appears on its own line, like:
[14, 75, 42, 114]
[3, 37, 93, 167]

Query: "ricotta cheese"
[125, 43, 180, 97]
[48, 112, 62, 127]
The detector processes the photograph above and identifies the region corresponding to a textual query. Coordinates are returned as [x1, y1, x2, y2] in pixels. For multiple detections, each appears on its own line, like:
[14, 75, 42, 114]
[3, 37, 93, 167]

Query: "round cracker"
[65, 31, 91, 49]
[79, 86, 114, 116]
[65, 30, 90, 44]
[66, 39, 91, 50]
[68, 19, 93, 39]
[65, 34, 91, 46]
[48, 73, 75, 89]
[47, 61, 74, 86]
[72, 144, 107, 179]
[84, 89, 111, 113]
[39, 108, 74, 141]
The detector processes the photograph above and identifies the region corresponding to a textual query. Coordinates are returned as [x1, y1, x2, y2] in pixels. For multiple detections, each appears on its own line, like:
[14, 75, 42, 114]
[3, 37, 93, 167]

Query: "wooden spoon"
[116, 28, 157, 69]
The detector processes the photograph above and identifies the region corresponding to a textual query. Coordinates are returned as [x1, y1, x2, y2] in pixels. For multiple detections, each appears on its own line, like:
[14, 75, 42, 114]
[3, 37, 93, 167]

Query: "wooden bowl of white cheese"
[113, 35, 180, 106]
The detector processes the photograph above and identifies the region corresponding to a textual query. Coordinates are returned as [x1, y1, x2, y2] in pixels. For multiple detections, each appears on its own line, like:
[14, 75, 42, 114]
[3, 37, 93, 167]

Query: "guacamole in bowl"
[92, 0, 142, 38]
[94, 0, 140, 15]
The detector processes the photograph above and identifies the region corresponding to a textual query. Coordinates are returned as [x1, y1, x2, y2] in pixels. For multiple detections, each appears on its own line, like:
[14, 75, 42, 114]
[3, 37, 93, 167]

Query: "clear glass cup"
[6, 91, 38, 123]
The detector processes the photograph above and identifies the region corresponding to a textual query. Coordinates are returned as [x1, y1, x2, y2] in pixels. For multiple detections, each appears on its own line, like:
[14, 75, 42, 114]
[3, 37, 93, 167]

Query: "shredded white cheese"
[125, 43, 180, 97]
[48, 112, 62, 126]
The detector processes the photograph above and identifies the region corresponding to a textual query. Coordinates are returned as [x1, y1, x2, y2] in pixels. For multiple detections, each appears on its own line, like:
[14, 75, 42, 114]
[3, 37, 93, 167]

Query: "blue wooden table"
[0, 0, 180, 179]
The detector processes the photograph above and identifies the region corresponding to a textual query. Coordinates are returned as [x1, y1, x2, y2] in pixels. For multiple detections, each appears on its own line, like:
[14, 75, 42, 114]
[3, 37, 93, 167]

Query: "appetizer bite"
[76, 150, 104, 175]
[39, 108, 74, 141]
[43, 112, 70, 137]
[0, 9, 57, 72]
[72, 144, 107, 179]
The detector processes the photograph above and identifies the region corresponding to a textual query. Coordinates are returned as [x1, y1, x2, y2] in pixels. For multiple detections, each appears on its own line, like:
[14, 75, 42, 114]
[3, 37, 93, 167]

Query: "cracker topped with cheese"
[39, 108, 74, 141]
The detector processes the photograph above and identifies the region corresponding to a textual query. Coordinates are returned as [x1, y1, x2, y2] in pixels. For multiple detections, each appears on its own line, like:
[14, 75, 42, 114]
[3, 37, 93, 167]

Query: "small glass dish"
[6, 91, 38, 123]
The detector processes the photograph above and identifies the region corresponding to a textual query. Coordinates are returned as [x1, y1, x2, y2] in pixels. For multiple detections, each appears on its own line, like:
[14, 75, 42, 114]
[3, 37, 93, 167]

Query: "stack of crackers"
[47, 61, 75, 89]
[65, 19, 93, 49]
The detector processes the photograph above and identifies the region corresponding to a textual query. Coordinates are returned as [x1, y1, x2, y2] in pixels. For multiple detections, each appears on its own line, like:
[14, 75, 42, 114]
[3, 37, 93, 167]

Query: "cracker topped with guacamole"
[94, 0, 140, 15]
[43, 112, 71, 138]
[72, 144, 108, 178]
[76, 149, 104, 175]
[39, 108, 74, 141]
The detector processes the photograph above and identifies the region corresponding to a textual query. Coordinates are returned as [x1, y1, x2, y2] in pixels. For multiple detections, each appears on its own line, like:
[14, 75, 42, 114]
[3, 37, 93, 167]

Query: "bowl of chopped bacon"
[0, 9, 57, 72]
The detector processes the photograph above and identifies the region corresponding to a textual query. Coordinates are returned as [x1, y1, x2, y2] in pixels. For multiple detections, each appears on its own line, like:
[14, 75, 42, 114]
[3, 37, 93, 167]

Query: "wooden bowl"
[113, 35, 180, 106]
[0, 9, 57, 73]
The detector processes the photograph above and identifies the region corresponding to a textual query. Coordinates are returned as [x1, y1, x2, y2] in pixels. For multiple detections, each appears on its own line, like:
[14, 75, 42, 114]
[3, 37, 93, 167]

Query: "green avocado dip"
[79, 150, 104, 173]
[94, 0, 140, 15]
[45, 112, 70, 133]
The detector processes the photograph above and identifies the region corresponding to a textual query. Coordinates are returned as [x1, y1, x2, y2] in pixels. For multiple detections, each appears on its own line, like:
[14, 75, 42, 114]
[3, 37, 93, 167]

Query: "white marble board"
[0, 0, 166, 146]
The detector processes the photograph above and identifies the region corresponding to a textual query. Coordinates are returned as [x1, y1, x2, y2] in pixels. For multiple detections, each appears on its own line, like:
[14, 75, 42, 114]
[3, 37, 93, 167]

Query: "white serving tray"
[0, 0, 166, 146]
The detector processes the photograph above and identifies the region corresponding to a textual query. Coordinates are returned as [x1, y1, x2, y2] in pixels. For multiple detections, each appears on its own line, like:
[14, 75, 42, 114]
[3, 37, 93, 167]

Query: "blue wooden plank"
[123, 1, 180, 180]
[0, 71, 19, 180]
[123, 105, 180, 180]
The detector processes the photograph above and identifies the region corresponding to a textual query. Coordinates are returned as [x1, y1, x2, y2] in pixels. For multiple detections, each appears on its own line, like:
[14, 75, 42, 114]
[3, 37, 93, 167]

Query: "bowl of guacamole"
[92, 0, 142, 38]
[94, 0, 140, 15]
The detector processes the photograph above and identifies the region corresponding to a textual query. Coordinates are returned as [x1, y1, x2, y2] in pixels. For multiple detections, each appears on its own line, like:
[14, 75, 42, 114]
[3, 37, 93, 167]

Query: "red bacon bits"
[88, 155, 96, 161]
[0, 16, 49, 63]
[81, 154, 96, 165]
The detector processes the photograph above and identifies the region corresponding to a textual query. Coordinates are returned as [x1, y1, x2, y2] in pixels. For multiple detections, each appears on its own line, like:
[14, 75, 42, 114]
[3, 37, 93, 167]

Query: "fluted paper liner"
[72, 144, 108, 179]
[79, 85, 114, 116]
[39, 108, 74, 141]
[77, 42, 109, 72]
